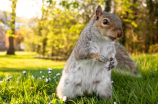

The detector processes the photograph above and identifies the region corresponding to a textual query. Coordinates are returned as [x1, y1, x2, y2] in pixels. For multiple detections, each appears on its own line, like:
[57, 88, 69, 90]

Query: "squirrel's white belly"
[77, 59, 111, 93]
[57, 58, 112, 99]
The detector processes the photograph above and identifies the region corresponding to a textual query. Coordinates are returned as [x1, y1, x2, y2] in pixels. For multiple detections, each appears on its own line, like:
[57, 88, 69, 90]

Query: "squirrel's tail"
[115, 43, 140, 76]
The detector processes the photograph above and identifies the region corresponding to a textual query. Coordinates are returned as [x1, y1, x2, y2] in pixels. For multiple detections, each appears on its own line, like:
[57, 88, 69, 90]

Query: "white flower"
[49, 78, 51, 80]
[7, 76, 12, 81]
[23, 71, 26, 74]
[48, 68, 52, 71]
[42, 76, 45, 79]
[0, 81, 3, 84]
[114, 102, 117, 104]
[32, 75, 35, 79]
[40, 71, 43, 74]
[111, 81, 114, 85]
[48, 71, 51, 74]
[46, 78, 49, 82]
[53, 76, 56, 79]
[7, 76, 12, 79]
[63, 96, 67, 102]
[56, 73, 60, 76]
[39, 77, 42, 80]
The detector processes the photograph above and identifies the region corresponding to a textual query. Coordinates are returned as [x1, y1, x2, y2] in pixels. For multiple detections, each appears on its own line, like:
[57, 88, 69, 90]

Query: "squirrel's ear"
[95, 5, 102, 20]
[112, 7, 116, 15]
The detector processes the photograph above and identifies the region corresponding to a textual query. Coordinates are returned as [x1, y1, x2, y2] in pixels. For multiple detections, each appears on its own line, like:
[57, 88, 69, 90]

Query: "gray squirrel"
[57, 5, 138, 100]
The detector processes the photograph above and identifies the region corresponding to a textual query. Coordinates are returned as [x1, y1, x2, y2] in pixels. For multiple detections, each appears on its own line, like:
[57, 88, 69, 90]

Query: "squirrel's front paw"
[98, 54, 109, 63]
[90, 53, 99, 59]
[108, 58, 117, 70]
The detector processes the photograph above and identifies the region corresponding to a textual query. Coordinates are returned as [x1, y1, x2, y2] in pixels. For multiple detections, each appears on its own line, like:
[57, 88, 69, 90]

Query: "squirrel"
[57, 5, 138, 100]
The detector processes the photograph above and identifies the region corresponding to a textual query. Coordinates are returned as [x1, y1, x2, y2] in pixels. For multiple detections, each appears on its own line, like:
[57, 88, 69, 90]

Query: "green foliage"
[115, 0, 158, 53]
[22, 0, 158, 56]
[149, 44, 158, 53]
[59, 1, 79, 9]
[46, 9, 85, 56]
[24, 4, 85, 56]
[7, 0, 17, 37]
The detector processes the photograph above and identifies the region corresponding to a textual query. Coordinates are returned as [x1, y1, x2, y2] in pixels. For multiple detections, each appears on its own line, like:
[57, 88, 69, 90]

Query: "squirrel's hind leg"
[95, 69, 112, 100]
[96, 81, 112, 100]
[57, 73, 83, 99]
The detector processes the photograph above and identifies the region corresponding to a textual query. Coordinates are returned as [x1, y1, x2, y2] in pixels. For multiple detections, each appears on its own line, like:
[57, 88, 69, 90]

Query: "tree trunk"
[104, 0, 112, 12]
[6, 0, 17, 55]
[42, 38, 47, 56]
[7, 37, 15, 54]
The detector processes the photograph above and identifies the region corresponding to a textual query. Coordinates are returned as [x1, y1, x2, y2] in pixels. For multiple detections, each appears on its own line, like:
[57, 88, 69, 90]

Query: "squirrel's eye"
[102, 19, 109, 25]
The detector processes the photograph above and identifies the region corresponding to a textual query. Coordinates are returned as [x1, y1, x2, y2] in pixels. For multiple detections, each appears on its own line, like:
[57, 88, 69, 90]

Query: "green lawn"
[0, 52, 65, 77]
[0, 52, 158, 104]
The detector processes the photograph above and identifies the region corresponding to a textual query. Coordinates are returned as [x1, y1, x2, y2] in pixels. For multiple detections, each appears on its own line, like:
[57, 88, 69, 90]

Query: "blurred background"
[0, 0, 158, 59]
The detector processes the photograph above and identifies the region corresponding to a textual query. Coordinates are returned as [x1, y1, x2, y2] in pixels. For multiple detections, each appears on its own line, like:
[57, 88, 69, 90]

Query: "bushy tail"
[115, 43, 139, 75]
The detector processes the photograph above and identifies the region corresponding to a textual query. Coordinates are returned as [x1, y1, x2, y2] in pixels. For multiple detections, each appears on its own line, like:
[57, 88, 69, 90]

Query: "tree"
[104, 0, 112, 12]
[6, 0, 17, 55]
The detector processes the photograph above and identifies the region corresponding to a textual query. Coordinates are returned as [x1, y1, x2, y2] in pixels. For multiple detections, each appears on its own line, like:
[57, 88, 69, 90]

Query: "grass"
[0, 52, 65, 77]
[0, 52, 158, 104]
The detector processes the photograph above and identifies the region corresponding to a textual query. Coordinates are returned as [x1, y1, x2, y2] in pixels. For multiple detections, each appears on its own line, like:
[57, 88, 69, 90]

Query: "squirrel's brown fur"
[115, 42, 138, 74]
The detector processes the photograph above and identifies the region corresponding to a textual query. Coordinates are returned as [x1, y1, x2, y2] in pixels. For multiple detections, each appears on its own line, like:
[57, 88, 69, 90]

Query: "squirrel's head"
[94, 5, 123, 41]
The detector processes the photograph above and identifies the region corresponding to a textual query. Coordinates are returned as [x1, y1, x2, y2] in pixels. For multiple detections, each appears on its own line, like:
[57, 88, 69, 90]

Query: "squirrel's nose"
[117, 33, 122, 38]
[117, 31, 123, 38]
